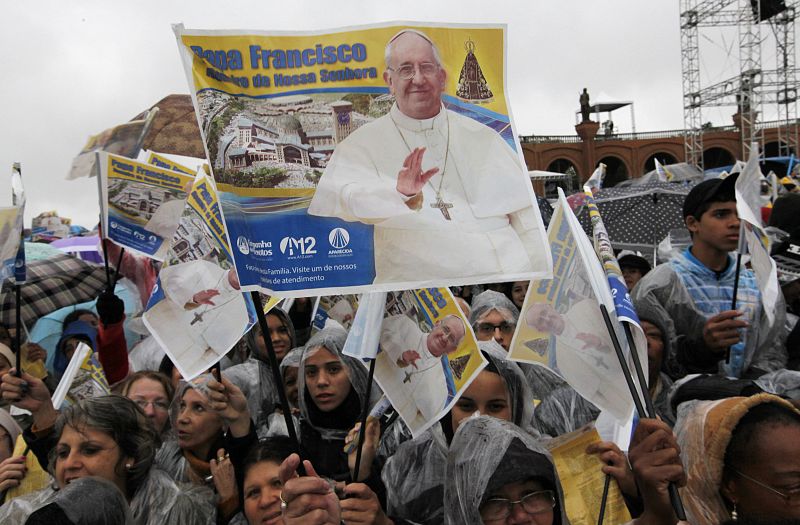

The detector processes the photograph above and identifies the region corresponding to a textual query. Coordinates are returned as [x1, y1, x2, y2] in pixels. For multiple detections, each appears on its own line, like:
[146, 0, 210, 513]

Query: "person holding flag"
[632, 172, 787, 380]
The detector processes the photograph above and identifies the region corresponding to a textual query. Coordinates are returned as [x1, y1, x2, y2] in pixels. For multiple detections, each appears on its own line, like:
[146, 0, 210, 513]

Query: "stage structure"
[680, 0, 798, 168]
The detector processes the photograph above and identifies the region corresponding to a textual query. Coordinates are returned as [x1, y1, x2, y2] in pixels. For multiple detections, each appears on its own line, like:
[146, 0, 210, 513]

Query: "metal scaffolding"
[680, 0, 798, 168]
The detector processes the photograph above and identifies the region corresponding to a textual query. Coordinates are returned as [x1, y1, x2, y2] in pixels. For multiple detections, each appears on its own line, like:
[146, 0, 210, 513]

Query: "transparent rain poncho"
[444, 416, 568, 525]
[521, 362, 567, 401]
[23, 476, 133, 525]
[480, 340, 535, 430]
[673, 393, 798, 525]
[632, 252, 787, 378]
[381, 341, 537, 524]
[468, 290, 520, 326]
[262, 346, 305, 438]
[298, 326, 380, 441]
[227, 308, 297, 437]
[381, 425, 449, 524]
[530, 384, 600, 438]
[0, 468, 215, 525]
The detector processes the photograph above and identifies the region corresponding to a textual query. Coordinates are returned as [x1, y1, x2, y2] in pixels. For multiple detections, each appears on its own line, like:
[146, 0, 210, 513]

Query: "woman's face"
[127, 378, 170, 434]
[54, 424, 132, 495]
[723, 423, 800, 520]
[176, 388, 222, 456]
[511, 282, 529, 309]
[283, 366, 299, 409]
[480, 479, 554, 525]
[243, 460, 283, 525]
[265, 314, 292, 361]
[451, 370, 512, 432]
[304, 347, 352, 413]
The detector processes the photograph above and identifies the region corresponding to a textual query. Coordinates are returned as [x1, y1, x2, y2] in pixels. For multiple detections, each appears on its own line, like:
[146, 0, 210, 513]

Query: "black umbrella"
[576, 181, 697, 252]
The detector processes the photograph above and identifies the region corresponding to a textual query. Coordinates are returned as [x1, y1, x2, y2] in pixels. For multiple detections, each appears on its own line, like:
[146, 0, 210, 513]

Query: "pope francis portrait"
[308, 29, 547, 285]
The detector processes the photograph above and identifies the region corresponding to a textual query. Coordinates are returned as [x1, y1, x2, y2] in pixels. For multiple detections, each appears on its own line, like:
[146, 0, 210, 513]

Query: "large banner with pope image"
[174, 22, 551, 296]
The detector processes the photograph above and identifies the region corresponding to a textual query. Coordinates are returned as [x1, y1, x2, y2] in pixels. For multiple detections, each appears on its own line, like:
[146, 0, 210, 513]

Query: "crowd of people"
[1, 160, 800, 524]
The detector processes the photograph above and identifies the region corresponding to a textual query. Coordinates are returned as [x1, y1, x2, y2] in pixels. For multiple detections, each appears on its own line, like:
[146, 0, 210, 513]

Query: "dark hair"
[62, 309, 97, 328]
[158, 354, 175, 379]
[724, 401, 800, 473]
[120, 371, 175, 402]
[241, 437, 297, 481]
[691, 188, 736, 220]
[50, 395, 157, 498]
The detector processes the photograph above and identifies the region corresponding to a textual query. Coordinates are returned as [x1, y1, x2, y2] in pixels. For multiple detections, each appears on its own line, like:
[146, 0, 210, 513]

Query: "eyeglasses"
[480, 490, 556, 521]
[475, 322, 515, 336]
[440, 323, 460, 347]
[388, 62, 439, 80]
[731, 467, 800, 505]
[132, 399, 170, 412]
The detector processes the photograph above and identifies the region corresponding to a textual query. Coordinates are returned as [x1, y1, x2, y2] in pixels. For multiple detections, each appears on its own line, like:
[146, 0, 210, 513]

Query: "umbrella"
[576, 181, 697, 253]
[50, 235, 103, 264]
[132, 94, 206, 159]
[1, 253, 108, 330]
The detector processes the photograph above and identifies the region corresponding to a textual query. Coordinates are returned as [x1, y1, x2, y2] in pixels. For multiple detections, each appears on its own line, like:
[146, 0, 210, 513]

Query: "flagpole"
[14, 283, 22, 375]
[597, 472, 611, 525]
[622, 322, 657, 418]
[599, 305, 686, 521]
[351, 357, 376, 483]
[95, 152, 112, 287]
[250, 291, 305, 473]
[726, 252, 743, 365]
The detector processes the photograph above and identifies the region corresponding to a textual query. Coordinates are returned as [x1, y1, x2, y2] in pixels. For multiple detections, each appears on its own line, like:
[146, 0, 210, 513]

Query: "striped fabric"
[1, 253, 108, 330]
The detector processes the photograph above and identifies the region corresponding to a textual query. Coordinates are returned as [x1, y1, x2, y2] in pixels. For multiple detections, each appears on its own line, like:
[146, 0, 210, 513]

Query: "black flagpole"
[250, 291, 304, 468]
[351, 357, 376, 483]
[725, 252, 743, 364]
[14, 284, 22, 376]
[600, 305, 686, 521]
[597, 472, 611, 525]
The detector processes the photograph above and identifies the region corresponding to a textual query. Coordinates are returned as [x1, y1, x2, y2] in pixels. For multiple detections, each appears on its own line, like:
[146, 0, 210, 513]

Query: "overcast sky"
[1, 0, 791, 228]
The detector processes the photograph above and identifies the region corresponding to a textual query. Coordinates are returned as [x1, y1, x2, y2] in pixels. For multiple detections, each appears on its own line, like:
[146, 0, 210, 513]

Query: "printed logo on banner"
[280, 236, 317, 258]
[110, 221, 118, 229]
[237, 236, 250, 255]
[329, 228, 350, 249]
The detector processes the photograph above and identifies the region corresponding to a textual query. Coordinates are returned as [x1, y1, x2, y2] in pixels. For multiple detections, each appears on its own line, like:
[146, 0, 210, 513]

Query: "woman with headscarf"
[226, 308, 296, 438]
[155, 373, 256, 523]
[262, 347, 304, 439]
[675, 393, 800, 524]
[297, 326, 381, 485]
[0, 386, 214, 524]
[446, 416, 685, 525]
[382, 341, 535, 524]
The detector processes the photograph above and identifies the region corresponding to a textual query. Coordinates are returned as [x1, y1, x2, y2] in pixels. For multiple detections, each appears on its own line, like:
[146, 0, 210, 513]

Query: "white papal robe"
[308, 104, 548, 284]
[376, 315, 449, 433]
[147, 259, 248, 377]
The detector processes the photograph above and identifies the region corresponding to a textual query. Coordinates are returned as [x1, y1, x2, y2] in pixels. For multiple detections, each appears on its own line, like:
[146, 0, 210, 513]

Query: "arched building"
[520, 114, 797, 191]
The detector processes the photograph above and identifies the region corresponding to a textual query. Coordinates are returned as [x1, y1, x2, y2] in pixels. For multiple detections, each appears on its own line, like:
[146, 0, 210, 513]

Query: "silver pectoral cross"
[430, 196, 453, 220]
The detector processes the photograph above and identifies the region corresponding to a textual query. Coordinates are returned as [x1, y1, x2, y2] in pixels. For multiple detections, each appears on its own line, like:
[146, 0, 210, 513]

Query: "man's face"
[686, 201, 740, 254]
[427, 317, 465, 357]
[641, 320, 664, 384]
[383, 33, 446, 120]
[525, 303, 565, 335]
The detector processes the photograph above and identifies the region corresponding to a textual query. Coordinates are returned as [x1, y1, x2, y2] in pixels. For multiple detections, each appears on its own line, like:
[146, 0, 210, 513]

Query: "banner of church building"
[174, 22, 552, 296]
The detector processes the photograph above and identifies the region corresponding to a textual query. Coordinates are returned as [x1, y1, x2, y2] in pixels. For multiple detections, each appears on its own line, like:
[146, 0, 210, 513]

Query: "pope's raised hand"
[396, 147, 439, 197]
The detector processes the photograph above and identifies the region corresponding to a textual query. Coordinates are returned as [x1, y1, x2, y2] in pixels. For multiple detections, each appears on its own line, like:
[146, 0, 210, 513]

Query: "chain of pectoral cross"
[390, 111, 454, 220]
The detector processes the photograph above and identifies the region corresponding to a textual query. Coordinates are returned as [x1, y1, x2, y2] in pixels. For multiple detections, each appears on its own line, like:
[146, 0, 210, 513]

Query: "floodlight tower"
[680, 0, 798, 169]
